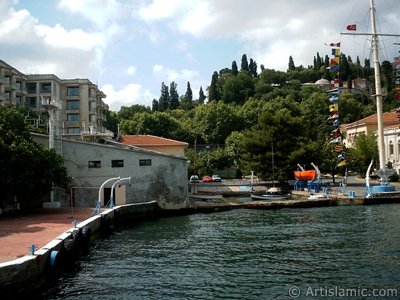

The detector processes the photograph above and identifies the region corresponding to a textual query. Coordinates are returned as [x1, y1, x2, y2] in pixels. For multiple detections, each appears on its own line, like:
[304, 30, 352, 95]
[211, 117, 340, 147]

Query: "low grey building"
[33, 133, 188, 210]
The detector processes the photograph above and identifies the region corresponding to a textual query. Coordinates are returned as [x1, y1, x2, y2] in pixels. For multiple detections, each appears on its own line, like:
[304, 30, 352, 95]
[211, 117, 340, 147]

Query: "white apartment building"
[0, 59, 111, 141]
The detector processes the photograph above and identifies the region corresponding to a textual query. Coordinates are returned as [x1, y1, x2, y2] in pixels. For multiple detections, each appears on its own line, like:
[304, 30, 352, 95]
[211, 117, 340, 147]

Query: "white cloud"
[101, 83, 155, 111]
[126, 65, 137, 75]
[152, 64, 200, 83]
[57, 0, 120, 28]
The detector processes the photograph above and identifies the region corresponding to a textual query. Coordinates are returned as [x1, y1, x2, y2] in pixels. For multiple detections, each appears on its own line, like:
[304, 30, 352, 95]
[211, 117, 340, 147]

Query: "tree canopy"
[0, 106, 70, 209]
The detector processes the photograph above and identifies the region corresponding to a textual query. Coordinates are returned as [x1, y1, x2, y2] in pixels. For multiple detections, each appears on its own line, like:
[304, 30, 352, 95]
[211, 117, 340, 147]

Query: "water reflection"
[43, 205, 400, 299]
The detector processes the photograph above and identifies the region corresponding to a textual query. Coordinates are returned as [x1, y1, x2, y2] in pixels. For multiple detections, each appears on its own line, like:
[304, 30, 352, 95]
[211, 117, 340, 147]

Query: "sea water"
[42, 205, 400, 299]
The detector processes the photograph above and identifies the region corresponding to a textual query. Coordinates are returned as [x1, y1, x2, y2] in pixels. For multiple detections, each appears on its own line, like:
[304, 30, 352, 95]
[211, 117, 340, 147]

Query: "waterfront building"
[0, 59, 111, 142]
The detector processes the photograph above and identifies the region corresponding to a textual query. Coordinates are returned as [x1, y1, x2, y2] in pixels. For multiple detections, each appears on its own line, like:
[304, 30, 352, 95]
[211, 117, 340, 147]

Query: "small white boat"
[251, 187, 291, 201]
[308, 193, 328, 200]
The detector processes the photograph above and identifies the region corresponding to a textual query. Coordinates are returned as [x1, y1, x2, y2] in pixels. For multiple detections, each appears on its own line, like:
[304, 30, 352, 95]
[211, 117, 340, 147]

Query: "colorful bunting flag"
[331, 48, 340, 56]
[334, 144, 344, 153]
[328, 112, 339, 120]
[329, 103, 339, 112]
[329, 136, 342, 144]
[331, 128, 341, 138]
[329, 95, 339, 103]
[346, 24, 357, 31]
[326, 42, 341, 47]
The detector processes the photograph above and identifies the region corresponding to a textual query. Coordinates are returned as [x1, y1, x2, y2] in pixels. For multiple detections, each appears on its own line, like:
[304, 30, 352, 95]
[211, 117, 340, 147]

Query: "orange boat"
[294, 170, 317, 181]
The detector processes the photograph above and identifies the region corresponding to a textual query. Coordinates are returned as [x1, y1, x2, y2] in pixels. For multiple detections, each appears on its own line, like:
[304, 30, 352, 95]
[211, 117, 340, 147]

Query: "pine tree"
[169, 81, 179, 109]
[198, 86, 206, 104]
[249, 58, 258, 77]
[240, 54, 249, 72]
[208, 71, 220, 101]
[152, 99, 159, 112]
[158, 82, 169, 112]
[288, 56, 295, 71]
[232, 61, 238, 76]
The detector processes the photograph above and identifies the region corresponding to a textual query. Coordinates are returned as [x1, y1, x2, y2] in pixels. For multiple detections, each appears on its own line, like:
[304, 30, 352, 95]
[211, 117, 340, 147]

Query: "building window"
[27, 83, 36, 94]
[88, 161, 101, 168]
[67, 114, 80, 122]
[67, 100, 80, 110]
[40, 82, 51, 93]
[112, 160, 124, 168]
[139, 159, 152, 166]
[389, 141, 394, 156]
[27, 96, 36, 107]
[67, 86, 79, 96]
[66, 127, 80, 134]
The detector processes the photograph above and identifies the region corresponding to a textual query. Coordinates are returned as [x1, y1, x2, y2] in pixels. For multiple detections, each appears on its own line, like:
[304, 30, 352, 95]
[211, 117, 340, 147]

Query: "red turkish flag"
[346, 24, 357, 31]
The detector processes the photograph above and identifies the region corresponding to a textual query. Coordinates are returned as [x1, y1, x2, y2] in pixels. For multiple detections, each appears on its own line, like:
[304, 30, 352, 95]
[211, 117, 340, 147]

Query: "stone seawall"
[0, 201, 160, 296]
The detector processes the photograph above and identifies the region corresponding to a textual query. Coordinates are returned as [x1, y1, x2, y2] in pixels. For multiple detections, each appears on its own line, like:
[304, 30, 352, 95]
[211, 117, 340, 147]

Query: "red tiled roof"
[119, 135, 189, 147]
[342, 111, 400, 128]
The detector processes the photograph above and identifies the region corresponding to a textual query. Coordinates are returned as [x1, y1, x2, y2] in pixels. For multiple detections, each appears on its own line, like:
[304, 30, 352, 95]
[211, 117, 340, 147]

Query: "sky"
[1, 0, 399, 112]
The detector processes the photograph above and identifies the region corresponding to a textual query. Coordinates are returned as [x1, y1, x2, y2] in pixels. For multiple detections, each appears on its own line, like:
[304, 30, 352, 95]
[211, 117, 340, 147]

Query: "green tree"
[152, 99, 159, 112]
[288, 56, 296, 71]
[169, 81, 179, 109]
[231, 60, 238, 76]
[198, 86, 206, 104]
[208, 71, 220, 102]
[118, 104, 151, 120]
[180, 81, 193, 110]
[249, 58, 258, 77]
[0, 106, 70, 210]
[158, 82, 169, 112]
[193, 101, 242, 144]
[240, 54, 249, 72]
[238, 105, 311, 180]
[222, 72, 254, 105]
[347, 133, 378, 175]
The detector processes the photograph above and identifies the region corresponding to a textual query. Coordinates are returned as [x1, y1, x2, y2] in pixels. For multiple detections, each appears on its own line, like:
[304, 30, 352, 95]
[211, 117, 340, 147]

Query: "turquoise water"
[43, 205, 400, 299]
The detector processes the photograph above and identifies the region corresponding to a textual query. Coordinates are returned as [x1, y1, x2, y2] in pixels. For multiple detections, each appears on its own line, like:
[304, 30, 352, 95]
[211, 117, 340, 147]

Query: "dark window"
[112, 160, 124, 168]
[67, 86, 79, 96]
[40, 82, 51, 93]
[27, 96, 36, 107]
[67, 100, 80, 110]
[139, 159, 152, 166]
[67, 114, 80, 122]
[67, 127, 80, 134]
[27, 83, 36, 94]
[88, 161, 101, 168]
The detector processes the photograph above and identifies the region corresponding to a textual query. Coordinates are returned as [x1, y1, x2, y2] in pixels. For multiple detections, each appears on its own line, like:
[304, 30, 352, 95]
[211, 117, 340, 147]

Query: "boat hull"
[294, 170, 317, 181]
[250, 194, 290, 201]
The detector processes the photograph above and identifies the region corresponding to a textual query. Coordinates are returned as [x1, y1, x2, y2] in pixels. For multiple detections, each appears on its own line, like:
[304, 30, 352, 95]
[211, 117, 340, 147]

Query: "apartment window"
[67, 114, 80, 122]
[67, 100, 80, 110]
[67, 86, 79, 96]
[88, 161, 101, 168]
[27, 83, 36, 94]
[40, 82, 51, 93]
[139, 159, 152, 166]
[67, 127, 80, 134]
[27, 97, 36, 107]
[389, 141, 394, 156]
[112, 160, 124, 168]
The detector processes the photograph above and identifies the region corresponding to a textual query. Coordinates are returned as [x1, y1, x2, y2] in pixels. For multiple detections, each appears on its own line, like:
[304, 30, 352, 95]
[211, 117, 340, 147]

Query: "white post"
[95, 177, 120, 214]
[370, 0, 386, 176]
[109, 177, 131, 208]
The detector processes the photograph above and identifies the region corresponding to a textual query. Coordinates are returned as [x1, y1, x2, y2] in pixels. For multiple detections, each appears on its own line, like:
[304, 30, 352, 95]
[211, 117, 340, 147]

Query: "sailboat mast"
[370, 0, 386, 173]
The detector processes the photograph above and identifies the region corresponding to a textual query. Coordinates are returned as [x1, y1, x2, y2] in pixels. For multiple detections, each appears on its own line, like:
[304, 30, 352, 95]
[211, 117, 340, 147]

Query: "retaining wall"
[0, 201, 160, 296]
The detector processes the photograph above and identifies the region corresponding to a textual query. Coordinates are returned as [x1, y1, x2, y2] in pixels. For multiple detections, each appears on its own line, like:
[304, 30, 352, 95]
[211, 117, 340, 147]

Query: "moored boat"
[294, 170, 317, 181]
[251, 187, 291, 201]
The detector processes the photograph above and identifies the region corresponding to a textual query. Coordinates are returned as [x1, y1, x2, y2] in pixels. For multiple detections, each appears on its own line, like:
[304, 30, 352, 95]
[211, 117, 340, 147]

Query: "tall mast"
[370, 0, 386, 175]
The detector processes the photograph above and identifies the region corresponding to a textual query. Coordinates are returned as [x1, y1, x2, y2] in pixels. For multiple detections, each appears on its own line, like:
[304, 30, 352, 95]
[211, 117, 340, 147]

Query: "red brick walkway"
[0, 207, 94, 263]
